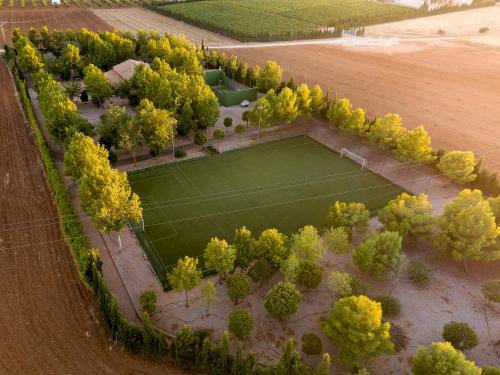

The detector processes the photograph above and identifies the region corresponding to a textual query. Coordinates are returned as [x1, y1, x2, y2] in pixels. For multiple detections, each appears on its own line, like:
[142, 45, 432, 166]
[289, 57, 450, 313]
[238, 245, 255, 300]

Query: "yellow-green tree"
[118, 118, 143, 165]
[296, 83, 312, 117]
[62, 43, 82, 75]
[434, 189, 500, 271]
[322, 295, 393, 366]
[291, 225, 325, 262]
[83, 63, 113, 106]
[310, 85, 326, 115]
[353, 231, 402, 278]
[378, 193, 434, 240]
[254, 228, 289, 267]
[368, 113, 406, 149]
[326, 201, 370, 238]
[167, 256, 202, 307]
[411, 342, 481, 375]
[273, 87, 299, 123]
[99, 105, 132, 149]
[394, 125, 435, 163]
[341, 107, 368, 135]
[257, 60, 282, 92]
[64, 132, 109, 179]
[17, 38, 44, 74]
[326, 98, 352, 127]
[437, 150, 477, 184]
[204, 237, 236, 284]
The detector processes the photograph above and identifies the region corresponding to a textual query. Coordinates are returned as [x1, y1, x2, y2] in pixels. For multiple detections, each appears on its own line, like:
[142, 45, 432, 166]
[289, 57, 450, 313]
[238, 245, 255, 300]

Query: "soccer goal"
[340, 148, 367, 169]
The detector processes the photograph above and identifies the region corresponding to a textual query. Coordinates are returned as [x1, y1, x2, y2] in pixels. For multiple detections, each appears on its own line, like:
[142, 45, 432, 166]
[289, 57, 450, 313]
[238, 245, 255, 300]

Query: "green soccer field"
[128, 136, 404, 287]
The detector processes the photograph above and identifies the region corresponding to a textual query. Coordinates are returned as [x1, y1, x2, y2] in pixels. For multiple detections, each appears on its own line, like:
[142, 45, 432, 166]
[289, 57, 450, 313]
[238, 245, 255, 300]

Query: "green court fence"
[204, 69, 257, 106]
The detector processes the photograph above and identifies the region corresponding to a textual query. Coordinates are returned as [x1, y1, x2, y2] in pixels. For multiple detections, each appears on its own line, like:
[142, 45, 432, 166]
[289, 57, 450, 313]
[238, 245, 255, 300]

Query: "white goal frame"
[340, 148, 367, 169]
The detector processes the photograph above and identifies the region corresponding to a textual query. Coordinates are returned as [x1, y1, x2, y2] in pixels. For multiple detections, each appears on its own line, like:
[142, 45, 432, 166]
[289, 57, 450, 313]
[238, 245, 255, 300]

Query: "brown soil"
[0, 7, 111, 45]
[225, 41, 500, 171]
[0, 60, 187, 374]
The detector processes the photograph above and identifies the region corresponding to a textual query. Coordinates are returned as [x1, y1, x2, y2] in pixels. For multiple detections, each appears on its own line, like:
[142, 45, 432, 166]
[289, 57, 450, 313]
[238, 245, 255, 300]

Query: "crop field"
[153, 0, 432, 41]
[129, 136, 404, 286]
[0, 0, 140, 9]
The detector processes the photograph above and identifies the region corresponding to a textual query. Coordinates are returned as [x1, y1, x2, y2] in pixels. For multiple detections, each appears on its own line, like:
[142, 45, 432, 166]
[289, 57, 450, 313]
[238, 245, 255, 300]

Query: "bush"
[479, 27, 490, 33]
[407, 260, 432, 286]
[301, 333, 322, 355]
[442, 322, 479, 351]
[139, 290, 157, 315]
[295, 261, 323, 289]
[108, 149, 117, 164]
[175, 149, 187, 158]
[482, 367, 500, 375]
[327, 271, 366, 298]
[226, 272, 251, 305]
[194, 131, 207, 146]
[247, 258, 276, 283]
[228, 309, 253, 340]
[234, 124, 245, 135]
[264, 282, 302, 321]
[374, 295, 401, 317]
[390, 323, 409, 353]
[482, 280, 500, 303]
[223, 116, 233, 128]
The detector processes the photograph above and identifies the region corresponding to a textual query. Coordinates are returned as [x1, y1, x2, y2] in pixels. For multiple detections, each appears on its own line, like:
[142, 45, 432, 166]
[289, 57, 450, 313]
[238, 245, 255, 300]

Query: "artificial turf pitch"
[128, 136, 404, 286]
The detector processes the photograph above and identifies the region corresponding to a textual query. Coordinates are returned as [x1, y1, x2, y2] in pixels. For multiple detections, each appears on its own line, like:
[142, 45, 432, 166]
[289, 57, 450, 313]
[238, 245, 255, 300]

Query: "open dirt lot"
[0, 7, 111, 45]
[0, 60, 188, 374]
[225, 40, 500, 171]
[92, 7, 237, 46]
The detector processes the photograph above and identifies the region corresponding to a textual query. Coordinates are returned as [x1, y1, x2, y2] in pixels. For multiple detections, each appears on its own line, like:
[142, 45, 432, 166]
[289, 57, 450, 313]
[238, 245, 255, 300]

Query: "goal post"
[340, 148, 367, 169]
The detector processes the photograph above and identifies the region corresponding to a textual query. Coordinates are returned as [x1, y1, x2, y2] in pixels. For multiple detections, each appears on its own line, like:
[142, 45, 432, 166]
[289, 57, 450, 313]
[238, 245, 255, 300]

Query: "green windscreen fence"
[204, 69, 257, 106]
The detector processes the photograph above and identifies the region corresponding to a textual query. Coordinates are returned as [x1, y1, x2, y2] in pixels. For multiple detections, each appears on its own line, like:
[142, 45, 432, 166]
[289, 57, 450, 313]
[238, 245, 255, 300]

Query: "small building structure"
[105, 59, 145, 84]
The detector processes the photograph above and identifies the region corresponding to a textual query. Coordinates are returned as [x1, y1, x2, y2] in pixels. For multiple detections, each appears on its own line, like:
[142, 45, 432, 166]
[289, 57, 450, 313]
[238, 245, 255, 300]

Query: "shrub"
[234, 124, 245, 135]
[324, 226, 351, 254]
[295, 261, 323, 290]
[223, 116, 233, 129]
[175, 149, 187, 158]
[139, 290, 157, 315]
[194, 131, 207, 146]
[228, 309, 253, 340]
[437, 151, 477, 184]
[407, 259, 432, 286]
[327, 271, 366, 298]
[442, 322, 479, 351]
[374, 295, 401, 317]
[226, 272, 251, 305]
[264, 282, 302, 321]
[301, 333, 322, 355]
[247, 258, 276, 283]
[479, 27, 490, 33]
[353, 231, 402, 278]
[482, 280, 500, 303]
[390, 323, 409, 353]
[108, 150, 117, 164]
[437, 29, 446, 35]
[482, 367, 500, 375]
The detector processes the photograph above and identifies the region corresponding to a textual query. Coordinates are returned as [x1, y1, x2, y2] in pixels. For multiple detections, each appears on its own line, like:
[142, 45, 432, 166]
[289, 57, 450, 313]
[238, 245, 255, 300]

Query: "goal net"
[340, 148, 367, 169]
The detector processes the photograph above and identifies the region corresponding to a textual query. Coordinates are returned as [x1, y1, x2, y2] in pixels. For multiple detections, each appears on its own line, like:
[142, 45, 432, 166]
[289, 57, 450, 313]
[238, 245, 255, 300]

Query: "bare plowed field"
[0, 8, 111, 45]
[0, 60, 186, 374]
[226, 41, 500, 171]
[92, 7, 237, 46]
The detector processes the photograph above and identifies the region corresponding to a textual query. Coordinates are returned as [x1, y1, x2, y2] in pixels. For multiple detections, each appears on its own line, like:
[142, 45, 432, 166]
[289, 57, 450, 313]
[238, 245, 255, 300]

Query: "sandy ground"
[0, 7, 112, 45]
[92, 7, 238, 47]
[224, 40, 500, 172]
[0, 60, 188, 374]
[366, 3, 500, 44]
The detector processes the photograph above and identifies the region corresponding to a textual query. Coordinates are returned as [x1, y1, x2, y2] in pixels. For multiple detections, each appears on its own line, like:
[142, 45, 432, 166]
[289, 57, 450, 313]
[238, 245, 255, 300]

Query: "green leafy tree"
[482, 280, 500, 303]
[242, 110, 251, 127]
[378, 193, 435, 240]
[64, 132, 109, 179]
[326, 98, 352, 127]
[291, 225, 325, 262]
[257, 60, 282, 92]
[324, 226, 351, 254]
[264, 282, 302, 321]
[194, 131, 207, 146]
[234, 226, 256, 269]
[295, 261, 323, 290]
[276, 338, 306, 375]
[322, 295, 393, 365]
[204, 237, 236, 284]
[135, 99, 176, 156]
[201, 280, 217, 314]
[368, 113, 406, 149]
[353, 231, 402, 278]
[442, 321, 478, 351]
[273, 87, 299, 123]
[167, 256, 202, 307]
[437, 151, 477, 184]
[118, 116, 143, 165]
[434, 189, 500, 271]
[301, 333, 322, 356]
[310, 85, 326, 115]
[247, 258, 277, 284]
[139, 290, 157, 316]
[326, 201, 370, 238]
[99, 105, 131, 149]
[226, 272, 251, 305]
[234, 124, 245, 135]
[213, 128, 225, 152]
[83, 64, 113, 106]
[228, 309, 253, 340]
[394, 125, 435, 163]
[255, 228, 289, 267]
[327, 271, 359, 298]
[250, 96, 274, 128]
[411, 342, 481, 375]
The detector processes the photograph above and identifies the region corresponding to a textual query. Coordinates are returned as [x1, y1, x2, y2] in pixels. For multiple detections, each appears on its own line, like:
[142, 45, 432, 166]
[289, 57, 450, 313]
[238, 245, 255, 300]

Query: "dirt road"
[0, 8, 111, 45]
[0, 60, 186, 374]
[225, 40, 500, 171]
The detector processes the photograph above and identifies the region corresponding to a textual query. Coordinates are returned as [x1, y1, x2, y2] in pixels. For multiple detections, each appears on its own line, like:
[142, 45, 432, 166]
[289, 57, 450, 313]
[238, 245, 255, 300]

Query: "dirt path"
[224, 40, 500, 171]
[0, 60, 187, 374]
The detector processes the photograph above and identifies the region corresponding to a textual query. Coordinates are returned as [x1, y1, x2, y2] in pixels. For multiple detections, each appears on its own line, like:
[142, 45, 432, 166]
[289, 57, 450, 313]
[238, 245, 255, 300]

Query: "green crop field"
[153, 0, 424, 41]
[129, 137, 404, 287]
